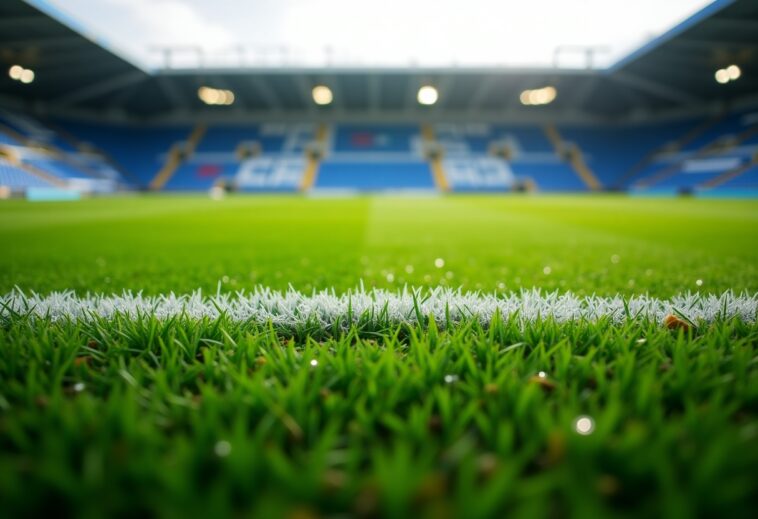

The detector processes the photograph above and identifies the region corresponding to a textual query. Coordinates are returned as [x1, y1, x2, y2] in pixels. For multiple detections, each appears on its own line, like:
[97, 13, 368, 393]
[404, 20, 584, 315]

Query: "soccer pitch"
[1, 195, 757, 517]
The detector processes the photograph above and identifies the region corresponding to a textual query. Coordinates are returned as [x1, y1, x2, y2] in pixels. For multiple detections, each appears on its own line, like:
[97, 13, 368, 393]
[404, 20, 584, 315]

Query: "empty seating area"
[443, 157, 515, 191]
[0, 158, 53, 190]
[333, 125, 421, 153]
[312, 125, 434, 191]
[316, 160, 434, 191]
[235, 157, 307, 191]
[711, 165, 758, 190]
[1, 109, 757, 197]
[559, 119, 697, 188]
[434, 123, 580, 191]
[628, 111, 758, 195]
[0, 110, 130, 194]
[58, 121, 189, 187]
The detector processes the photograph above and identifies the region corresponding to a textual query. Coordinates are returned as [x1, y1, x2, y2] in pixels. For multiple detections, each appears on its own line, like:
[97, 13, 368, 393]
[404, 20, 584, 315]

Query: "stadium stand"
[333, 125, 421, 153]
[313, 125, 435, 191]
[442, 157, 515, 191]
[235, 157, 308, 192]
[0, 158, 54, 190]
[629, 110, 758, 194]
[0, 0, 755, 198]
[0, 129, 22, 147]
[709, 164, 758, 190]
[57, 120, 190, 187]
[316, 160, 435, 191]
[4, 113, 757, 195]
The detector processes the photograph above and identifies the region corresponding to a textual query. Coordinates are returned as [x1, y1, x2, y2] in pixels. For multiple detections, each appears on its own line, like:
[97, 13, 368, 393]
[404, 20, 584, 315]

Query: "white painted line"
[2, 288, 756, 327]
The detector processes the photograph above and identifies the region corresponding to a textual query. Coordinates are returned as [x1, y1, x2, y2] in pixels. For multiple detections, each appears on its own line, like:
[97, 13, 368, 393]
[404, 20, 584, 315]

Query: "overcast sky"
[32, 0, 713, 69]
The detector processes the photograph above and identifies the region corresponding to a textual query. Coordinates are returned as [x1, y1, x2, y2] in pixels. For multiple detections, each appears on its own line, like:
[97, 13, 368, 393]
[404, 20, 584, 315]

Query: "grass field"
[1, 194, 757, 517]
[2, 194, 757, 295]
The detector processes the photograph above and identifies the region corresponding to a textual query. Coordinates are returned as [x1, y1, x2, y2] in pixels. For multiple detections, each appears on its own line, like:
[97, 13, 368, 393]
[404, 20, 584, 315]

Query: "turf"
[1, 194, 757, 295]
[1, 194, 757, 518]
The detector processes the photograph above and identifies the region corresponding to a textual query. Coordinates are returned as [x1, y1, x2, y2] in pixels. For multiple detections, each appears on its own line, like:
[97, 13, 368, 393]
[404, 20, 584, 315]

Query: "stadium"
[0, 0, 757, 516]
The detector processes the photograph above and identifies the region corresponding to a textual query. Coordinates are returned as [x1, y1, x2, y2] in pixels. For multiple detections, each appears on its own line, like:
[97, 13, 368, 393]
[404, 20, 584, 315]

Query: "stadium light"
[520, 86, 557, 106]
[8, 65, 34, 84]
[8, 65, 24, 80]
[726, 64, 741, 80]
[312, 85, 333, 105]
[198, 86, 234, 106]
[417, 85, 438, 106]
[715, 65, 741, 84]
[19, 69, 35, 84]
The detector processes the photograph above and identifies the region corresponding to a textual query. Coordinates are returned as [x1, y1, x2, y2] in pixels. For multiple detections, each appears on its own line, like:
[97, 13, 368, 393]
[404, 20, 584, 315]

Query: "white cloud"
[103, 0, 233, 48]
[42, 0, 714, 69]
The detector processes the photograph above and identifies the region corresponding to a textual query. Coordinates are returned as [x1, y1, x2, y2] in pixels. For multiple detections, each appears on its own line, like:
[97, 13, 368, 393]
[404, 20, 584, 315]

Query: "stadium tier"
[2, 110, 757, 196]
[315, 160, 435, 191]
[0, 158, 54, 190]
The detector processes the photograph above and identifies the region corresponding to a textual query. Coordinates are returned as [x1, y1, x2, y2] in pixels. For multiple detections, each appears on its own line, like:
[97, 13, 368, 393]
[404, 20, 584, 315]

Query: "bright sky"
[32, 0, 714, 70]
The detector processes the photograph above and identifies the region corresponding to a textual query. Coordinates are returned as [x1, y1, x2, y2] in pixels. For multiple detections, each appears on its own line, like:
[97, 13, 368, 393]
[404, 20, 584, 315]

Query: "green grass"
[1, 194, 757, 295]
[1, 194, 757, 517]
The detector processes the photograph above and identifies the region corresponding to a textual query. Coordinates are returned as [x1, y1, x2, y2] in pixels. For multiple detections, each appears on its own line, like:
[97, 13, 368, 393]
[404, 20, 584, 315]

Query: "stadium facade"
[0, 0, 757, 197]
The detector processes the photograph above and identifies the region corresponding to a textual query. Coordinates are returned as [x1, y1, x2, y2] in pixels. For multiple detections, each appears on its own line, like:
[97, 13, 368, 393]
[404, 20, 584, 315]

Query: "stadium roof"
[0, 0, 756, 121]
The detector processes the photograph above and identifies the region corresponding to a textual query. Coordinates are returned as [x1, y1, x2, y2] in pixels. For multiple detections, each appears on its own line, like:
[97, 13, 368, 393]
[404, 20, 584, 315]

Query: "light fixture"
[8, 65, 23, 80]
[417, 85, 438, 106]
[198, 86, 234, 106]
[8, 65, 34, 84]
[726, 64, 741, 80]
[19, 69, 35, 84]
[312, 85, 333, 105]
[715, 64, 741, 84]
[520, 86, 557, 106]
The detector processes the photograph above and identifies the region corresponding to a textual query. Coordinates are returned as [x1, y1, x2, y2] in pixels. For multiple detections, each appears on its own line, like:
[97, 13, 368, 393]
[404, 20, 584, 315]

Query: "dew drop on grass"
[404, 265, 414, 274]
[543, 266, 552, 275]
[386, 273, 395, 283]
[444, 374, 458, 384]
[434, 258, 445, 269]
[574, 416, 595, 435]
[73, 382, 86, 393]
[696, 279, 703, 287]
[309, 359, 318, 367]
[214, 440, 232, 457]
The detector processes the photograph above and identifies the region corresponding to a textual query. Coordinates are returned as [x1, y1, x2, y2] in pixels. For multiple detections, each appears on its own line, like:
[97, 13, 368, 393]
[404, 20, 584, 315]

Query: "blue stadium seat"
[560, 119, 696, 188]
[443, 157, 515, 191]
[0, 130, 21, 146]
[57, 120, 190, 187]
[712, 165, 758, 189]
[334, 125, 421, 153]
[316, 161, 434, 190]
[492, 125, 554, 153]
[510, 162, 585, 191]
[235, 156, 306, 192]
[0, 159, 53, 189]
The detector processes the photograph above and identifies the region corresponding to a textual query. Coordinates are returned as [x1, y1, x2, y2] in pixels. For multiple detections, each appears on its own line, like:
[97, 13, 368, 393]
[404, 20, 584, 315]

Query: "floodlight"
[312, 85, 333, 105]
[198, 86, 234, 105]
[8, 65, 23, 80]
[714, 68, 730, 84]
[19, 69, 35, 84]
[417, 85, 438, 106]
